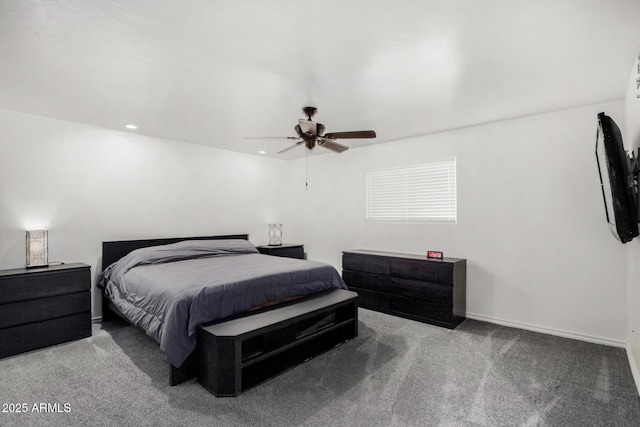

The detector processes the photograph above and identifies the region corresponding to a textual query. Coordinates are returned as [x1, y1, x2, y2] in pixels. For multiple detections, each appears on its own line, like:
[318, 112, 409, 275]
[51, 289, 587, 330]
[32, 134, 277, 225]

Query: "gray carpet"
[1, 309, 639, 426]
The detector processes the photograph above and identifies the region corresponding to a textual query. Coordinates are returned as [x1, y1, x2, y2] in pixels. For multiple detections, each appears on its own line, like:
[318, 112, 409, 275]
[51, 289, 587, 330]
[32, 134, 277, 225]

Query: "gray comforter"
[97, 239, 346, 367]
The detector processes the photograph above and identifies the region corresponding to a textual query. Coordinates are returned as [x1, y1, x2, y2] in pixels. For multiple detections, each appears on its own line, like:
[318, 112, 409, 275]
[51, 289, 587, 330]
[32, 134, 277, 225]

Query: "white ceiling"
[1, 0, 639, 159]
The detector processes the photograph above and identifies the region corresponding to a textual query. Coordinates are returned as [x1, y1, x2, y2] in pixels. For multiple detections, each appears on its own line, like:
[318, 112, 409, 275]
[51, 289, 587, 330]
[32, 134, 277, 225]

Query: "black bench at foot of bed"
[197, 289, 358, 396]
[103, 289, 359, 391]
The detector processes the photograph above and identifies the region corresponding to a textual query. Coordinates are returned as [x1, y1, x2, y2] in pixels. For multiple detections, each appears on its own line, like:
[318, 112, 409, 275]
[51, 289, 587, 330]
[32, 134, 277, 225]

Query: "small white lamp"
[268, 224, 283, 246]
[26, 230, 48, 268]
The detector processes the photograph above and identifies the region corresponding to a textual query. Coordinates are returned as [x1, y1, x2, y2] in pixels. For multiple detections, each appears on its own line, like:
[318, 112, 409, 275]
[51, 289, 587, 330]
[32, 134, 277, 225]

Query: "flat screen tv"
[595, 112, 639, 243]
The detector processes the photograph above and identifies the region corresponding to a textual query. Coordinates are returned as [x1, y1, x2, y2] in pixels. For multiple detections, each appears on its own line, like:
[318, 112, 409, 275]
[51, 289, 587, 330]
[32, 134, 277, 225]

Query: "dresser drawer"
[0, 268, 90, 304]
[0, 291, 90, 329]
[0, 312, 91, 358]
[351, 287, 454, 325]
[351, 287, 390, 312]
[342, 270, 389, 292]
[343, 270, 452, 303]
[388, 296, 453, 324]
[342, 253, 390, 275]
[390, 259, 453, 285]
[276, 246, 304, 259]
[390, 277, 452, 303]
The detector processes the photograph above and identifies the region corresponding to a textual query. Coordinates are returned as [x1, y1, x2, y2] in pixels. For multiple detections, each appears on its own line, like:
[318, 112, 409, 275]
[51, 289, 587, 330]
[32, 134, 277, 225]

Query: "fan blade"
[277, 140, 304, 154]
[324, 130, 376, 139]
[244, 136, 299, 140]
[317, 138, 349, 153]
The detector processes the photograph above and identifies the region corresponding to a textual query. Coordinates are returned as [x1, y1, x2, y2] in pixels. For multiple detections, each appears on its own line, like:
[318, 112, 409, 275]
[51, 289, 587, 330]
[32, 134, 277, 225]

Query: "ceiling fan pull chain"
[306, 149, 309, 190]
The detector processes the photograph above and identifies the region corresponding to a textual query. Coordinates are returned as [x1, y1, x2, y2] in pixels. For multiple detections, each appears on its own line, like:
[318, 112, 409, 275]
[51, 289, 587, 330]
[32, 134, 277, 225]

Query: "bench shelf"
[196, 289, 358, 396]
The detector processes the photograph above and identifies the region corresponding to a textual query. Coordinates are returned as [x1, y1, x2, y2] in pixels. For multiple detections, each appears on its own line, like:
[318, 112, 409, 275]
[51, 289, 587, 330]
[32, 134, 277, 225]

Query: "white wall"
[286, 101, 628, 345]
[0, 99, 632, 348]
[624, 48, 640, 393]
[0, 109, 287, 316]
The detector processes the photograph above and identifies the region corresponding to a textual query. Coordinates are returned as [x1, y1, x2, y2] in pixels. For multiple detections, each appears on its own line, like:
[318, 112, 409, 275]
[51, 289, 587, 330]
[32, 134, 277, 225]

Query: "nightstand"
[0, 263, 92, 358]
[257, 244, 305, 259]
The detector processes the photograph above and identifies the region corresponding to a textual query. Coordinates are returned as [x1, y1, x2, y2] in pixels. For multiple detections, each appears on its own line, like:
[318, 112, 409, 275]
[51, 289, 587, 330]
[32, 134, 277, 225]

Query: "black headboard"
[101, 234, 249, 272]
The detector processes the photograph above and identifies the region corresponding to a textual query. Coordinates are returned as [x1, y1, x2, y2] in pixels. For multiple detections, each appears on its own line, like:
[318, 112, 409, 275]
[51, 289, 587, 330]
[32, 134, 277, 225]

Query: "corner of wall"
[625, 47, 640, 397]
[628, 341, 640, 396]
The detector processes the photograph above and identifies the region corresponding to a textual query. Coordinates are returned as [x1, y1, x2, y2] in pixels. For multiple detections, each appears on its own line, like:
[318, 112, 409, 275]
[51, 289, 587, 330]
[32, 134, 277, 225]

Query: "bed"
[98, 234, 357, 389]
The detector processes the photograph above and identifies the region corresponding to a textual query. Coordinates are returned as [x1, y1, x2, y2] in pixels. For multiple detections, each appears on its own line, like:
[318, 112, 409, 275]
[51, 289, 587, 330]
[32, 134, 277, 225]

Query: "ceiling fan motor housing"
[302, 106, 317, 120]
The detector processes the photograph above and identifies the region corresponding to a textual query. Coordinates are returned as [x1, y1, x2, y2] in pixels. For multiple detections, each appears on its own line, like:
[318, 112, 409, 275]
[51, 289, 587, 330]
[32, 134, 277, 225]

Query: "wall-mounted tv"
[595, 112, 639, 243]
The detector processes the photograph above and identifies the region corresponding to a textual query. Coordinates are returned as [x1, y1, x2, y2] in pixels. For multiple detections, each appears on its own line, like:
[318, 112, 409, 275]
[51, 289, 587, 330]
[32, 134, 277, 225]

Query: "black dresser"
[0, 263, 92, 358]
[342, 250, 466, 329]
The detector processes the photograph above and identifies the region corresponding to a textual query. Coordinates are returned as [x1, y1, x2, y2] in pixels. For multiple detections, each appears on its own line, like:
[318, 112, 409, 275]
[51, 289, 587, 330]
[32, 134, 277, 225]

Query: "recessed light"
[125, 124, 138, 130]
[258, 150, 267, 154]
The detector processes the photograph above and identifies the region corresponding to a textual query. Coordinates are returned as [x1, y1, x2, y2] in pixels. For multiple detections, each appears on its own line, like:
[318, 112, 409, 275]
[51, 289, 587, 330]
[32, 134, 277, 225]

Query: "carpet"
[1, 309, 638, 426]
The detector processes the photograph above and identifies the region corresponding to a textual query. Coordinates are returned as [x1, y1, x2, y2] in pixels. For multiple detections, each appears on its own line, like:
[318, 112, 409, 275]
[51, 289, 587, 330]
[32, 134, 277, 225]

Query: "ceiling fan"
[246, 106, 376, 154]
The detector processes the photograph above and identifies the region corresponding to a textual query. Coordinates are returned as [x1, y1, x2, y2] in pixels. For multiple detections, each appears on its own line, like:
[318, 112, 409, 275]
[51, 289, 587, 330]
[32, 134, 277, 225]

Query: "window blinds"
[365, 158, 457, 223]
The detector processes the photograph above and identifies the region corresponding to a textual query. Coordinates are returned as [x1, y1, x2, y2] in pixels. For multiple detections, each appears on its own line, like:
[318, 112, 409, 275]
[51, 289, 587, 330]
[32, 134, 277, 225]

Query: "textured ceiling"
[1, 0, 640, 159]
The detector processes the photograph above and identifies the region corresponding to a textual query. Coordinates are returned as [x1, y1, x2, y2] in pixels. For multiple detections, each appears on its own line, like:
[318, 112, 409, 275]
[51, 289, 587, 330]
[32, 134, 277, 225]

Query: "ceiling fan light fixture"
[299, 119, 317, 134]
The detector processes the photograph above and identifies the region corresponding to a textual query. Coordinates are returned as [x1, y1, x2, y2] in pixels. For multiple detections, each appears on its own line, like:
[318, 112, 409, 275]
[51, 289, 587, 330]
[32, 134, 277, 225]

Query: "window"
[365, 158, 457, 223]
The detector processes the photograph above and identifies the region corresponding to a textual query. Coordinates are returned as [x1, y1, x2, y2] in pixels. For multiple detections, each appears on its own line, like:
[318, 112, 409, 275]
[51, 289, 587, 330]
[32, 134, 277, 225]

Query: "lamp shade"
[26, 230, 48, 268]
[268, 224, 283, 246]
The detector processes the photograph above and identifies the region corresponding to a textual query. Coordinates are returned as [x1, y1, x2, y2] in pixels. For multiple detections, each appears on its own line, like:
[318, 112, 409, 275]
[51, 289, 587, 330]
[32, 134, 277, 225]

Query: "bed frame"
[101, 234, 249, 272]
[100, 234, 358, 390]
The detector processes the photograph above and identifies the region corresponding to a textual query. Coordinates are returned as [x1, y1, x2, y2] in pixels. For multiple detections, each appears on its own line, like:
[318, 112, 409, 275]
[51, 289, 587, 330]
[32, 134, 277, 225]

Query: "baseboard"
[465, 311, 626, 348]
[627, 341, 640, 397]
